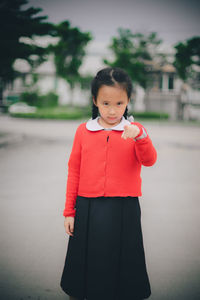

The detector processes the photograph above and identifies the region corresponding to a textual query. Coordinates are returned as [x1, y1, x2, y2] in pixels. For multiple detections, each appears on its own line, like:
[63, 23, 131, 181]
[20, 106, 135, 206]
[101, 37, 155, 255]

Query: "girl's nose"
[109, 107, 115, 114]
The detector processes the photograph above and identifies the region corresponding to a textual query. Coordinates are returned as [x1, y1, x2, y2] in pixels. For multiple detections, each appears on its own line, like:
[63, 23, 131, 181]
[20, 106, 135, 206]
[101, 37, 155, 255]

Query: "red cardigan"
[63, 120, 157, 217]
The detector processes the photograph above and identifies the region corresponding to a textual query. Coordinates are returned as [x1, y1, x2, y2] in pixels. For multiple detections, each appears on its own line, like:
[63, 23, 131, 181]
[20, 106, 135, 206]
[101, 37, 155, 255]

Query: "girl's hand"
[64, 216, 75, 236]
[121, 124, 140, 140]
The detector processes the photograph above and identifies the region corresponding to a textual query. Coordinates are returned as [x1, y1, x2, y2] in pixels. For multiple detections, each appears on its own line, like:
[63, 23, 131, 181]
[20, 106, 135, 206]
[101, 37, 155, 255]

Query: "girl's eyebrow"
[102, 100, 124, 102]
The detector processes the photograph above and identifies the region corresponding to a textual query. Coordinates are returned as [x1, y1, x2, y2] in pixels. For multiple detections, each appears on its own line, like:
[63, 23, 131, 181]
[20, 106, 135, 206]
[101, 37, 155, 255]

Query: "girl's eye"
[103, 102, 108, 105]
[117, 102, 122, 105]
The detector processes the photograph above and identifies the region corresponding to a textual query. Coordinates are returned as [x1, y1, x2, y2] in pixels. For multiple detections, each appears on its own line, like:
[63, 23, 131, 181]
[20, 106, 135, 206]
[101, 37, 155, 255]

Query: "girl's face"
[93, 84, 130, 128]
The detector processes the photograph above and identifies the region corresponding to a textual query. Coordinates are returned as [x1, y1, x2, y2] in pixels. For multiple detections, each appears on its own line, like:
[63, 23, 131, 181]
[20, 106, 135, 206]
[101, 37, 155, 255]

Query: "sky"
[25, 0, 200, 71]
[27, 0, 200, 47]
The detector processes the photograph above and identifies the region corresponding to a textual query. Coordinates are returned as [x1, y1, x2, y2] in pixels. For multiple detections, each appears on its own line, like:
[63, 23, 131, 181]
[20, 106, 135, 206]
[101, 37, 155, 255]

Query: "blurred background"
[0, 0, 200, 120]
[0, 0, 200, 299]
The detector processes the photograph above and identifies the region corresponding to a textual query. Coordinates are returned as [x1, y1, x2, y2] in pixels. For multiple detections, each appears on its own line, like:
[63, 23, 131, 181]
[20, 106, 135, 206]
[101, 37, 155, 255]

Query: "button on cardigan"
[63, 116, 157, 217]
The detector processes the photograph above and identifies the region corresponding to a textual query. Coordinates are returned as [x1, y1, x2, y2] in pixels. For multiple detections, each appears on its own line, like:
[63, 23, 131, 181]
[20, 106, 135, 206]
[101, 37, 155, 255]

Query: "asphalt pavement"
[0, 114, 200, 300]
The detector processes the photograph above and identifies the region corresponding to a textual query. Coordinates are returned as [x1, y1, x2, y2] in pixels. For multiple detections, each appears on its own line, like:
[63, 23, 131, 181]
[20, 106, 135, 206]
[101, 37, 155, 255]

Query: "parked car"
[8, 102, 37, 114]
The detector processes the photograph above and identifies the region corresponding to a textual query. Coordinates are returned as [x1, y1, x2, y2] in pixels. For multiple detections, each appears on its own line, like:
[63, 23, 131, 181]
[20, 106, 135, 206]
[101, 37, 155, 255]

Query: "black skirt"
[60, 195, 151, 300]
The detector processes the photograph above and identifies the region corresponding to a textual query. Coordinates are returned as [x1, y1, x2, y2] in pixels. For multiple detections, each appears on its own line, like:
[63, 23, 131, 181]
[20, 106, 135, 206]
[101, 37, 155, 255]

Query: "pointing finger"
[123, 125, 129, 131]
[121, 131, 127, 139]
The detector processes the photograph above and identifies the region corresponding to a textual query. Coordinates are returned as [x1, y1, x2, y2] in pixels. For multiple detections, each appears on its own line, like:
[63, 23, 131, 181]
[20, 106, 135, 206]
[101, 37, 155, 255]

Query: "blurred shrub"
[20, 91, 59, 108]
[132, 111, 169, 119]
[38, 92, 59, 108]
[20, 91, 39, 106]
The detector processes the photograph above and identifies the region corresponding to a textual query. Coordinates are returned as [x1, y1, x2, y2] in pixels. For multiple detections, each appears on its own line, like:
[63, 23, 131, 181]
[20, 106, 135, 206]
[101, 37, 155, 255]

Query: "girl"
[60, 67, 157, 300]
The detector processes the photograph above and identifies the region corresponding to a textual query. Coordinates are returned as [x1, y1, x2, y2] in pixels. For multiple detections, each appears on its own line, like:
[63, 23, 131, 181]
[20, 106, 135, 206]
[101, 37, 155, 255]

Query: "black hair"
[91, 67, 132, 119]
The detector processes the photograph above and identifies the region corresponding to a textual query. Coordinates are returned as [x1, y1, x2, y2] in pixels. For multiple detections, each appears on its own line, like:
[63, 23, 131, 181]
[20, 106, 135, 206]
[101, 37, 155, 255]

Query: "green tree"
[174, 36, 200, 84]
[47, 21, 92, 104]
[104, 28, 165, 88]
[0, 0, 54, 104]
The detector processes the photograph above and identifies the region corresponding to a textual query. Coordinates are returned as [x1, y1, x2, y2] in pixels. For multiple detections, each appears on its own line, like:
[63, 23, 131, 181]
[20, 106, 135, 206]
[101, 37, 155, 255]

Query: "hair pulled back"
[91, 67, 132, 120]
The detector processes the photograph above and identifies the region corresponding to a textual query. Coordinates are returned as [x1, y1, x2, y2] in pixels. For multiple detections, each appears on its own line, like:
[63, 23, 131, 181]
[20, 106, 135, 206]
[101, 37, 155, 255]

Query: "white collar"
[86, 115, 134, 131]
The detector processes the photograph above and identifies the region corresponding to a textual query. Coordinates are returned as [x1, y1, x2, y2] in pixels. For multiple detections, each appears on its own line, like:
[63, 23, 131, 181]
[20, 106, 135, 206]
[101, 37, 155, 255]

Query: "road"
[0, 115, 200, 300]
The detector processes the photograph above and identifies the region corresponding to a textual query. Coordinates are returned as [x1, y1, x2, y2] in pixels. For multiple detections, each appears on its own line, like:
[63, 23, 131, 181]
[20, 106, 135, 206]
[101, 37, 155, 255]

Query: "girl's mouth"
[108, 117, 117, 120]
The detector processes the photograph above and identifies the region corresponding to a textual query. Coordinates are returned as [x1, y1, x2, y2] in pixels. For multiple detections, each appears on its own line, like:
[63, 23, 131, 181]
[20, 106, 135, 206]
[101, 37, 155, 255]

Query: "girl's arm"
[132, 122, 157, 167]
[63, 125, 82, 217]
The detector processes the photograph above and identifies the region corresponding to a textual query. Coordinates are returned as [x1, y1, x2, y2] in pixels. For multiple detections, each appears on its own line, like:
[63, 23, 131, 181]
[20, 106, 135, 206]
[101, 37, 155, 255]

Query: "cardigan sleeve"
[132, 122, 157, 167]
[63, 124, 82, 217]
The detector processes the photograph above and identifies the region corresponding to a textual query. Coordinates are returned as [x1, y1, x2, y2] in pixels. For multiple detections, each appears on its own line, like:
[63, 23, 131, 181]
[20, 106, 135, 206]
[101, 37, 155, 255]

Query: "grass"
[9, 105, 172, 121]
[133, 111, 169, 119]
[7, 107, 200, 126]
[9, 105, 91, 120]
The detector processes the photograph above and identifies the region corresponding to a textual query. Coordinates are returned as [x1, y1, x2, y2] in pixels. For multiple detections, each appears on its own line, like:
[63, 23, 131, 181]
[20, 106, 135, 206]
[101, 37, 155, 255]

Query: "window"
[168, 75, 174, 90]
[159, 75, 163, 90]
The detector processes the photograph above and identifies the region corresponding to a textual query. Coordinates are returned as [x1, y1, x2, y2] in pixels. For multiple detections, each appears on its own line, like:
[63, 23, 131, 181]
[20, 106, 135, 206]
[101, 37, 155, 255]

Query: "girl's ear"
[93, 97, 98, 107]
